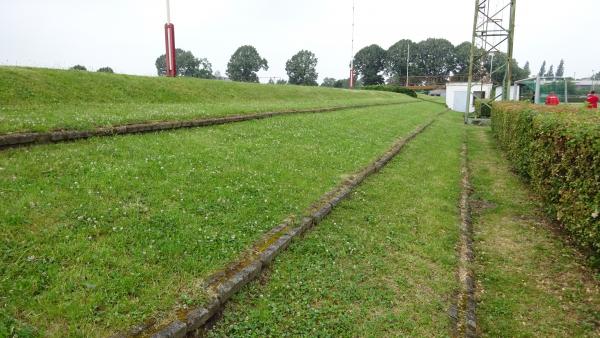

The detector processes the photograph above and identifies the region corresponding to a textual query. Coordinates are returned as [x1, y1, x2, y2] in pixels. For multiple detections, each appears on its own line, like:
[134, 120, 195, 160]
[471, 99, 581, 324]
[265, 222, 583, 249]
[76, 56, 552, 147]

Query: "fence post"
[534, 75, 541, 104]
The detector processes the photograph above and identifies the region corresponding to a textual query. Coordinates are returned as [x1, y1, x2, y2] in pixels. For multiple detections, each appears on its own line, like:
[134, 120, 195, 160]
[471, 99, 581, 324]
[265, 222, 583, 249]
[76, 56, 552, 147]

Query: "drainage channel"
[0, 101, 421, 150]
[449, 141, 478, 338]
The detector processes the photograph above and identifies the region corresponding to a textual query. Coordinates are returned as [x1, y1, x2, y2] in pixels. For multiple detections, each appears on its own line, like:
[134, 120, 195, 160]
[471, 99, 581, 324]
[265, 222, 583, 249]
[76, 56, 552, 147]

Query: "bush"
[70, 65, 87, 71]
[97, 67, 114, 73]
[362, 85, 417, 98]
[491, 102, 600, 262]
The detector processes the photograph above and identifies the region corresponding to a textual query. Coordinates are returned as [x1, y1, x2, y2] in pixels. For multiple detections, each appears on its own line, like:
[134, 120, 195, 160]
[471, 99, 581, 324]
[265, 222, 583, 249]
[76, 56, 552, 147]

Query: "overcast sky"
[1, 0, 598, 82]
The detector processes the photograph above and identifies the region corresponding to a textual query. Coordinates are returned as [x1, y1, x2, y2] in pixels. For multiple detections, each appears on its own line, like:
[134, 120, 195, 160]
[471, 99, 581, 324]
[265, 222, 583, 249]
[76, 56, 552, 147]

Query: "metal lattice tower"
[465, 0, 516, 123]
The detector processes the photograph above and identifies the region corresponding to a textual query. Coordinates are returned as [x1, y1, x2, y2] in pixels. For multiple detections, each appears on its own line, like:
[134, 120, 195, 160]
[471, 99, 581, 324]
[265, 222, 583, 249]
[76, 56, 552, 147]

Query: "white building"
[445, 82, 493, 113]
[446, 82, 521, 112]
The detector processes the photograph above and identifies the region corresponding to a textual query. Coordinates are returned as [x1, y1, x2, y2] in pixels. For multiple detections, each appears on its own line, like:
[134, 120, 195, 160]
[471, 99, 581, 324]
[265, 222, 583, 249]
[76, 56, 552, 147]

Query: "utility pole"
[406, 42, 410, 87]
[349, 0, 356, 89]
[164, 0, 177, 77]
[465, 0, 480, 124]
[503, 0, 517, 100]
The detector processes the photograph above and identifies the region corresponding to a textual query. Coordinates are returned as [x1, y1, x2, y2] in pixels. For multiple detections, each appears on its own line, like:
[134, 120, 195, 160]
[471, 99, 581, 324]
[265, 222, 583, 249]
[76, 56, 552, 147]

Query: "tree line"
[152, 38, 534, 87]
[154, 46, 319, 86]
[353, 38, 531, 86]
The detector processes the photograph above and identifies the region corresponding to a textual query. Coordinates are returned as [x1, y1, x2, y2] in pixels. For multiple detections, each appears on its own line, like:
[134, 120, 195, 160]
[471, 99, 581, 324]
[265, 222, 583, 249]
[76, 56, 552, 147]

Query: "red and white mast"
[164, 0, 177, 77]
[349, 0, 355, 89]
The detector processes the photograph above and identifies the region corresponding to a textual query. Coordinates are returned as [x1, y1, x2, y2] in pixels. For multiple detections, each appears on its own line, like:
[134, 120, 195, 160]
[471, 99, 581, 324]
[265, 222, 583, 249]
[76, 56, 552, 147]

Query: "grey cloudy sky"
[1, 0, 598, 82]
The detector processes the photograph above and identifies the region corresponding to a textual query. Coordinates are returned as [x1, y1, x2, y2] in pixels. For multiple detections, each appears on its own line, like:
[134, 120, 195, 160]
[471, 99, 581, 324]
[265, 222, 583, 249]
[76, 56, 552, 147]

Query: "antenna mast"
[465, 0, 517, 123]
[349, 0, 356, 89]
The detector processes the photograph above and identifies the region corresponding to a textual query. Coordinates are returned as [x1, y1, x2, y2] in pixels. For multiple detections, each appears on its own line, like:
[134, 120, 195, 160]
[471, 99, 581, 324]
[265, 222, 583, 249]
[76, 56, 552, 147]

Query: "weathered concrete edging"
[114, 110, 446, 338]
[0, 101, 420, 150]
[450, 142, 478, 338]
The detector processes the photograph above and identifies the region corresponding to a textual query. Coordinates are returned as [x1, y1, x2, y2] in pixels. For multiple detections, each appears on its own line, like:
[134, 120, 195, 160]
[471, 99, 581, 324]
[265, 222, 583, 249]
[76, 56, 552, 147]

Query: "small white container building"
[445, 82, 493, 113]
[445, 82, 520, 112]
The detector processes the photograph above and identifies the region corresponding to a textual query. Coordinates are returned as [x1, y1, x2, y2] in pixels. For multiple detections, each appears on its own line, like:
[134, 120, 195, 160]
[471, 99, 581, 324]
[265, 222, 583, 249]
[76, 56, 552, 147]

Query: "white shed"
[494, 86, 521, 101]
[445, 82, 493, 113]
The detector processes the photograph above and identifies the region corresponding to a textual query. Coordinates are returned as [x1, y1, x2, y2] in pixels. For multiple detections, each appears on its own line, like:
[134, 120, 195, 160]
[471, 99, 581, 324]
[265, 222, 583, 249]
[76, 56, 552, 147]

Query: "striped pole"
[165, 0, 177, 77]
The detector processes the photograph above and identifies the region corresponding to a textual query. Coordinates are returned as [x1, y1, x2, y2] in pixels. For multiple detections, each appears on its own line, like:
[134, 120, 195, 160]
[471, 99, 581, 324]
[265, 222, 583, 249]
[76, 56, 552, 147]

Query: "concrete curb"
[0, 101, 420, 150]
[117, 110, 446, 338]
[450, 142, 478, 338]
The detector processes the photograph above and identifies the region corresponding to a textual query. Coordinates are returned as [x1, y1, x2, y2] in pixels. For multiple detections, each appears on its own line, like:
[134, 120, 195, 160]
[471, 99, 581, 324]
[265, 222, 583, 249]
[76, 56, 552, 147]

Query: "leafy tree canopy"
[321, 77, 337, 87]
[155, 49, 214, 79]
[70, 65, 87, 71]
[226, 45, 269, 83]
[385, 39, 416, 79]
[354, 44, 387, 85]
[285, 50, 319, 86]
[97, 67, 114, 73]
[413, 38, 456, 77]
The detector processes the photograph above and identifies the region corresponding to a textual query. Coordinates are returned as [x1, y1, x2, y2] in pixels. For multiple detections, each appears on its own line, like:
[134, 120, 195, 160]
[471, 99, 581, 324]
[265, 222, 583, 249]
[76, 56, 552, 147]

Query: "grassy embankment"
[0, 102, 443, 336]
[209, 113, 464, 336]
[0, 67, 416, 134]
[468, 126, 600, 336]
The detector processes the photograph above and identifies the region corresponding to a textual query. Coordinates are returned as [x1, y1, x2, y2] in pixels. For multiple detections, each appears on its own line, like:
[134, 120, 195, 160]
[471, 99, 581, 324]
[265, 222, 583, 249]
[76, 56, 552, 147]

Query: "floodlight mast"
[349, 0, 356, 89]
[465, 0, 517, 123]
[164, 0, 177, 77]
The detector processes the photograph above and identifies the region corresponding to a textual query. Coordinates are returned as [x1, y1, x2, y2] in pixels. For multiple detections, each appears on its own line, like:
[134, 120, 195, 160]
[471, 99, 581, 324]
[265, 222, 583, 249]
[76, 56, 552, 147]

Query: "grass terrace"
[0, 102, 443, 336]
[208, 113, 464, 336]
[0, 67, 417, 134]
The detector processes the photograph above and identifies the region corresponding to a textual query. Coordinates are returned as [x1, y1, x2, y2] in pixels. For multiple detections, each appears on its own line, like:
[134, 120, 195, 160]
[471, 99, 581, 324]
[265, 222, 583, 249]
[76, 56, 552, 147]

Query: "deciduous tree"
[354, 44, 387, 85]
[321, 77, 337, 87]
[413, 38, 456, 77]
[97, 67, 114, 73]
[386, 39, 416, 82]
[155, 49, 214, 79]
[285, 50, 319, 86]
[226, 45, 269, 83]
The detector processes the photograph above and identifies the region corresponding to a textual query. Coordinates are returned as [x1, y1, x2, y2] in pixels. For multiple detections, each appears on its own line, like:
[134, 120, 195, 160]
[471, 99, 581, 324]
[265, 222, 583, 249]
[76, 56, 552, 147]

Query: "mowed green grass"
[0, 102, 442, 337]
[208, 113, 464, 337]
[0, 67, 416, 134]
[468, 127, 600, 337]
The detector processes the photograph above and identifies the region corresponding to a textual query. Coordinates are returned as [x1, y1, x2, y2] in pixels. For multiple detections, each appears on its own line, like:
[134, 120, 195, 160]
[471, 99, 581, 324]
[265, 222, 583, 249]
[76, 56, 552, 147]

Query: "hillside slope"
[0, 67, 415, 133]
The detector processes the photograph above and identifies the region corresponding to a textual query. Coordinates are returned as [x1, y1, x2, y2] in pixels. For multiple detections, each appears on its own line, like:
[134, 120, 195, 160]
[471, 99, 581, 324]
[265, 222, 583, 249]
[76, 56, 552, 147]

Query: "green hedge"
[362, 85, 418, 98]
[491, 102, 600, 262]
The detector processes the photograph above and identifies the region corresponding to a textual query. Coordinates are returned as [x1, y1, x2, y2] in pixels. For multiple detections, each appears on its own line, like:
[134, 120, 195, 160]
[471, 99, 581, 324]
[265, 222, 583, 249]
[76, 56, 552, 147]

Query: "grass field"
[468, 127, 600, 337]
[0, 102, 443, 336]
[0, 67, 416, 134]
[208, 113, 464, 336]
[2, 68, 598, 337]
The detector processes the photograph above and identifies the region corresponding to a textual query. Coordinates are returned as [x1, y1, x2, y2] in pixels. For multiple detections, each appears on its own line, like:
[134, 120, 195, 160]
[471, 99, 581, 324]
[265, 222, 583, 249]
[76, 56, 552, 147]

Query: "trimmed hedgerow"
[363, 85, 418, 98]
[491, 102, 600, 262]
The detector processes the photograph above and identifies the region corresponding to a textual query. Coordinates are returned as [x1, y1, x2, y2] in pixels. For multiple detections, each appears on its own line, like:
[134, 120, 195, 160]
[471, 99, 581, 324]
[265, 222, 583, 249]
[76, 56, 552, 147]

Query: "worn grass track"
[0, 102, 442, 337]
[468, 126, 600, 337]
[207, 112, 465, 337]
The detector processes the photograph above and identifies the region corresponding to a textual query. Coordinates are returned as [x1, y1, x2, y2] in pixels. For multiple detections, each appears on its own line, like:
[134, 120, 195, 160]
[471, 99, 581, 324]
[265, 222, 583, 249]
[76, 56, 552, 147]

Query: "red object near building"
[164, 23, 176, 77]
[545, 93, 560, 106]
[587, 93, 599, 108]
